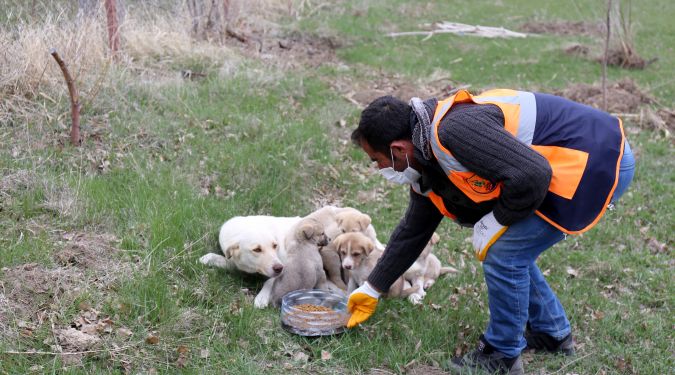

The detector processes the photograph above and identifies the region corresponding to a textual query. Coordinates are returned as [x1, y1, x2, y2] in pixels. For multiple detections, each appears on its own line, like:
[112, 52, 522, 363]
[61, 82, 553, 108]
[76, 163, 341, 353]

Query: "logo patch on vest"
[464, 174, 497, 194]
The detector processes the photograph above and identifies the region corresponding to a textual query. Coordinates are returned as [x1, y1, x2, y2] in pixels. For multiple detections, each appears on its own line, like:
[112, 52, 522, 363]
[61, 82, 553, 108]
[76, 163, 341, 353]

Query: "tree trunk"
[104, 0, 121, 61]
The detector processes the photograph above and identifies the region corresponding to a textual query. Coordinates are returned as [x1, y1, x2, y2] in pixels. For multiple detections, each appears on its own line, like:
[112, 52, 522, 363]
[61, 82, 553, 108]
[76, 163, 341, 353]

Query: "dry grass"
[0, 0, 317, 127]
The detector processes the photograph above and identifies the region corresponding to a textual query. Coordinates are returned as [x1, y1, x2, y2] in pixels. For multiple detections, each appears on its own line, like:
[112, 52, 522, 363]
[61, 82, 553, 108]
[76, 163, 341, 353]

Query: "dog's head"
[223, 236, 284, 277]
[333, 232, 375, 271]
[336, 208, 372, 234]
[295, 217, 329, 247]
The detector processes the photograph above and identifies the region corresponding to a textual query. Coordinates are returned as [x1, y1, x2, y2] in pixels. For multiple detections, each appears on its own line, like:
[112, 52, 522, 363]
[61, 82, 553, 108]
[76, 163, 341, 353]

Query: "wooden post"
[50, 49, 81, 146]
[104, 0, 120, 60]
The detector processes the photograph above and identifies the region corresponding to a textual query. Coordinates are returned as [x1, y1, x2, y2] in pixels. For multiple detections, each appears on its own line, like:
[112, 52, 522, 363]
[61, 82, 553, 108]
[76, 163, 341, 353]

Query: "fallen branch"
[49, 48, 81, 146]
[388, 22, 528, 40]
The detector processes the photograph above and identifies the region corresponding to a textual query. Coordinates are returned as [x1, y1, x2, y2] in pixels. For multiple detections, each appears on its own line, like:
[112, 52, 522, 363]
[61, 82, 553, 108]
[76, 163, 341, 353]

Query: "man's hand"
[346, 282, 381, 328]
[472, 211, 507, 261]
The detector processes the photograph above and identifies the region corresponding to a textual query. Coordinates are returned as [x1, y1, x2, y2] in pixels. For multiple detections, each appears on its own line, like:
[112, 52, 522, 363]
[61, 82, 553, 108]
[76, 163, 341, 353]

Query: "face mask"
[379, 149, 421, 185]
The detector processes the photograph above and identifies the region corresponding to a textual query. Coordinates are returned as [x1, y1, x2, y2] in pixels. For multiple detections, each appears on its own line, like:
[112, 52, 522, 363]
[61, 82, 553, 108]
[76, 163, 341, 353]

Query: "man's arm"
[367, 189, 444, 292]
[438, 103, 552, 226]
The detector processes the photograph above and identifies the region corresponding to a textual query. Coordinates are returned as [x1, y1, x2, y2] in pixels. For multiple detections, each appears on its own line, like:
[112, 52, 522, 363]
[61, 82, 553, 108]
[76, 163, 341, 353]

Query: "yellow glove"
[472, 211, 508, 261]
[346, 282, 380, 328]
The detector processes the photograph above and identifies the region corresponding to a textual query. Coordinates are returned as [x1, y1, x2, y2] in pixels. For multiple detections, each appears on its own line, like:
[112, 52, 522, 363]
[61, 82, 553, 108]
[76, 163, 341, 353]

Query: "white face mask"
[379, 149, 421, 185]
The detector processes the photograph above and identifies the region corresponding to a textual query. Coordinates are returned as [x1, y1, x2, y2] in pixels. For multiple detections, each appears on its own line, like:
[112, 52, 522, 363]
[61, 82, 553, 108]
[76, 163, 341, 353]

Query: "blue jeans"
[482, 141, 635, 357]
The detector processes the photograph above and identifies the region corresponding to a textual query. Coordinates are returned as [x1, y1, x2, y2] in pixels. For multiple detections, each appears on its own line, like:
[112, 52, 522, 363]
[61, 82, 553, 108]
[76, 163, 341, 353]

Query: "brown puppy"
[253, 217, 330, 308]
[333, 232, 419, 299]
[310, 206, 384, 291]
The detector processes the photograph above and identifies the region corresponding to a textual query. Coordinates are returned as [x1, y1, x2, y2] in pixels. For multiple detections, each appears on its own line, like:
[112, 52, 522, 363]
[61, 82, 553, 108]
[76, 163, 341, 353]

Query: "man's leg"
[482, 214, 565, 357]
[527, 263, 570, 338]
[449, 214, 565, 374]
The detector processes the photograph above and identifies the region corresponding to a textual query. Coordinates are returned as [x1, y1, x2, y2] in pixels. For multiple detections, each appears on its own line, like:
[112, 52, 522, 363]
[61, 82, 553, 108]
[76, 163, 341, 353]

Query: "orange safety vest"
[413, 89, 625, 239]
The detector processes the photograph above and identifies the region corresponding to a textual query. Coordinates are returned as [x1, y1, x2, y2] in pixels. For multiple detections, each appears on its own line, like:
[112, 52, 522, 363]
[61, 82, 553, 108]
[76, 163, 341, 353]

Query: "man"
[346, 89, 635, 375]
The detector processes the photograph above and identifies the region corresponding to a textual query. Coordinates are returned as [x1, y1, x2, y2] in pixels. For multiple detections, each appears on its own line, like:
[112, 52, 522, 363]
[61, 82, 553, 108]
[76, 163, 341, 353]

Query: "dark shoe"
[524, 325, 575, 356]
[447, 335, 524, 375]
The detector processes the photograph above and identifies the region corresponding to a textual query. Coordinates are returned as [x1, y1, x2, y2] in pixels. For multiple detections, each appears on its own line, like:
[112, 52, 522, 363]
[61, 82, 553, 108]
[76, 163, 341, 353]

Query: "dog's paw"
[408, 293, 424, 305]
[423, 280, 435, 290]
[253, 294, 269, 309]
[199, 253, 227, 268]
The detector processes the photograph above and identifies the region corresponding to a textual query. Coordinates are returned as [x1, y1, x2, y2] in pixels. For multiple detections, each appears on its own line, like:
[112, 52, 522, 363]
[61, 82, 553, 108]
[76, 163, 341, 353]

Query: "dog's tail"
[439, 266, 459, 275]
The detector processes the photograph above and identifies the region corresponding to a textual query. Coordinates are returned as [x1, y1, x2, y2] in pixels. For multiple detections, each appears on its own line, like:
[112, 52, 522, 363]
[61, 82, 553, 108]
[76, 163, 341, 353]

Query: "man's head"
[351, 95, 419, 172]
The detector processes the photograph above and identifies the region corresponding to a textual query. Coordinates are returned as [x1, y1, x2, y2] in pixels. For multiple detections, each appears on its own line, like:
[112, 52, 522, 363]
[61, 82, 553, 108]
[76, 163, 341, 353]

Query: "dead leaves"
[145, 333, 160, 345]
[566, 266, 580, 278]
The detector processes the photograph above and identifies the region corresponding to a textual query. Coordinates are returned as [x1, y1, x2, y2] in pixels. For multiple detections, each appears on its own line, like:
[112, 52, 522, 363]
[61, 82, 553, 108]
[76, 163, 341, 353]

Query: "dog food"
[280, 289, 349, 336]
[293, 304, 334, 312]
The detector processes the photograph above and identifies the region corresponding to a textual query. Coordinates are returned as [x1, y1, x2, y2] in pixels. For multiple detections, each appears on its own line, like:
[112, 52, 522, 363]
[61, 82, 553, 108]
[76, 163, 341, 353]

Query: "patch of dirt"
[54, 232, 124, 273]
[0, 263, 82, 325]
[520, 21, 604, 37]
[554, 78, 652, 113]
[333, 71, 463, 108]
[601, 48, 652, 70]
[564, 43, 591, 57]
[0, 231, 135, 338]
[225, 27, 342, 68]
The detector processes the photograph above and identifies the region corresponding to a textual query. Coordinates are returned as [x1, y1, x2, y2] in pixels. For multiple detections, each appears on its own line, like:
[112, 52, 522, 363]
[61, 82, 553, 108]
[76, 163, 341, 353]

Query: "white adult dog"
[199, 215, 301, 278]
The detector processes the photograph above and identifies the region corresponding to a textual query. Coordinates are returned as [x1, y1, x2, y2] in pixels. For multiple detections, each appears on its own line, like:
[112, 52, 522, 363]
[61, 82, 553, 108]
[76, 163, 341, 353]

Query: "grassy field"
[1, 0, 673, 374]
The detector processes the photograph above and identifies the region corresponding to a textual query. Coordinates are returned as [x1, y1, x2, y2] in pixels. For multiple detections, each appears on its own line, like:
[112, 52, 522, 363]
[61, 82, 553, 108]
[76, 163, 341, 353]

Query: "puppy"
[315, 206, 385, 290]
[403, 233, 457, 303]
[333, 232, 419, 299]
[253, 217, 331, 308]
[199, 215, 301, 277]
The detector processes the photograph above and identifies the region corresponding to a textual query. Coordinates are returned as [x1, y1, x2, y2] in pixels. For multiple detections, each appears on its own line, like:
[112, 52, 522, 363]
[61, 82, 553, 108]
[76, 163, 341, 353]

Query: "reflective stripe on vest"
[426, 89, 624, 234]
[411, 182, 457, 219]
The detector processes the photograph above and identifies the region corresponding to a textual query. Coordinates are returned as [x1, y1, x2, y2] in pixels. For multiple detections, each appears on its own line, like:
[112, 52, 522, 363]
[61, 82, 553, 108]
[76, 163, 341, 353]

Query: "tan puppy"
[403, 232, 458, 303]
[253, 217, 330, 308]
[308, 206, 384, 291]
[333, 232, 419, 299]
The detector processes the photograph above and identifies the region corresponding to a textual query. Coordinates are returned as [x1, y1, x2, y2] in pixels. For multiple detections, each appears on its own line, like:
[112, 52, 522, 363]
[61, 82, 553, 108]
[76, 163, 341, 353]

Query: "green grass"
[1, 0, 673, 374]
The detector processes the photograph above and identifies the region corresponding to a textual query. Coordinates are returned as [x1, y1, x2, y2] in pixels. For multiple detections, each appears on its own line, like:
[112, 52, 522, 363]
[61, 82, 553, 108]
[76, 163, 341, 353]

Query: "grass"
[1, 0, 673, 374]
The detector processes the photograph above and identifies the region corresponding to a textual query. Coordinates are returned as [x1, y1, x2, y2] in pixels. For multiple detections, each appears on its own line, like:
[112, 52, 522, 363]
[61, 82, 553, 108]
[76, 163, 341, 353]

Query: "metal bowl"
[280, 289, 349, 336]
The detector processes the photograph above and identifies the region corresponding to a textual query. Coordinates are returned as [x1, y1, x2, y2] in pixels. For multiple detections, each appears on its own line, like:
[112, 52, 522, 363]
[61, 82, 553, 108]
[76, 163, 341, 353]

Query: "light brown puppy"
[403, 232, 458, 303]
[310, 206, 384, 291]
[333, 232, 419, 299]
[253, 217, 330, 308]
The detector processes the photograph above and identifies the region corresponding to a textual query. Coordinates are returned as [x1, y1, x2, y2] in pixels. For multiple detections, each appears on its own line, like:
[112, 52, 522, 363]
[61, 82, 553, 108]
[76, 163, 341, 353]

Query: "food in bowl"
[280, 289, 349, 336]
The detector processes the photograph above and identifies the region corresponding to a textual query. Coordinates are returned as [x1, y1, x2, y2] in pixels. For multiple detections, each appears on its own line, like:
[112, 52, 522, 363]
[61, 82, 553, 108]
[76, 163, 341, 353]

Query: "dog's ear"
[223, 244, 239, 259]
[331, 234, 345, 251]
[431, 232, 440, 245]
[299, 223, 317, 241]
[336, 216, 344, 228]
[362, 238, 375, 256]
[358, 213, 372, 231]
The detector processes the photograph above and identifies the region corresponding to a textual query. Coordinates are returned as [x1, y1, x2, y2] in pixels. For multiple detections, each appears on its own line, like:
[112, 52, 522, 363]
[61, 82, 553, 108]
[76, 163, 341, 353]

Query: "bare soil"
[601, 48, 651, 70]
[520, 21, 605, 37]
[0, 231, 135, 342]
[223, 27, 342, 68]
[554, 78, 653, 113]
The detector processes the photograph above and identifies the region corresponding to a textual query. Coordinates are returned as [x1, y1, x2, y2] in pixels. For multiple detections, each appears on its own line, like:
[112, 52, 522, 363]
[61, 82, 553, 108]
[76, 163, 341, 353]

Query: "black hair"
[351, 95, 412, 154]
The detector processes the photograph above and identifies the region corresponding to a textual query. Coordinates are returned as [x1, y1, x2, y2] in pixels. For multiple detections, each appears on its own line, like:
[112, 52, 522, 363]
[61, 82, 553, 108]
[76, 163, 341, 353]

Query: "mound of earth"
[554, 78, 652, 113]
[520, 21, 604, 36]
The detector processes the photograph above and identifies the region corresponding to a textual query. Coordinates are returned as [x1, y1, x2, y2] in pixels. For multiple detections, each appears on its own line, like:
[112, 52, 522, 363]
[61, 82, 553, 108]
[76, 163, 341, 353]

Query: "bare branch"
[49, 48, 81, 146]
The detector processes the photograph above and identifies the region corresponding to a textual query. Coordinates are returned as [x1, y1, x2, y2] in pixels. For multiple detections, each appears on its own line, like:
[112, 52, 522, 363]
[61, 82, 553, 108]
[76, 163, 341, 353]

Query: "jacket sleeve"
[437, 103, 552, 226]
[367, 189, 443, 293]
